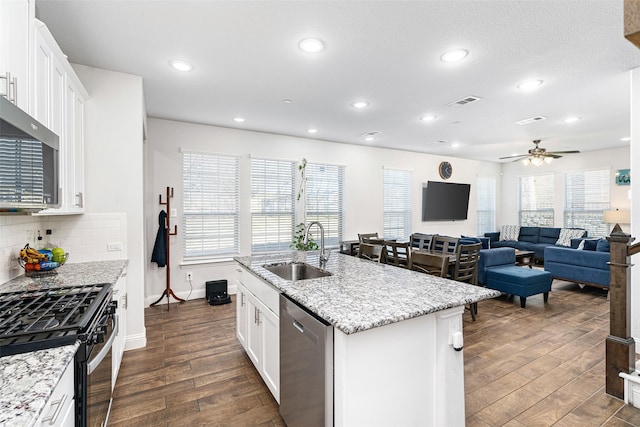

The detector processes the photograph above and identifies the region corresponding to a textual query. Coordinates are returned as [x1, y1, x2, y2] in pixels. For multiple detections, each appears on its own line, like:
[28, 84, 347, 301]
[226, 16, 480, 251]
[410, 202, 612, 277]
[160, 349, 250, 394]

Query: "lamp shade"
[603, 209, 631, 224]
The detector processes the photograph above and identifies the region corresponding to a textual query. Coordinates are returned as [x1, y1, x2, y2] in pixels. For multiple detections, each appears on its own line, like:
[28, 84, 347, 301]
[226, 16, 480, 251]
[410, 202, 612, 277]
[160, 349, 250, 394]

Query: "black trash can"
[206, 280, 231, 305]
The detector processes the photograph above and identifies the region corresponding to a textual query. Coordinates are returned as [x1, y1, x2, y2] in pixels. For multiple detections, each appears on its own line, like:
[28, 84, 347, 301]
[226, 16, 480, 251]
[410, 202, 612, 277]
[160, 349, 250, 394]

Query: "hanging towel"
[151, 210, 168, 267]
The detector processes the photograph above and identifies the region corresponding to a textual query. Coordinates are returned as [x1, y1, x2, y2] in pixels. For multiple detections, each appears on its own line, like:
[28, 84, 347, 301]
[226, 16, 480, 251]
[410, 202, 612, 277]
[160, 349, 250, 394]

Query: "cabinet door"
[236, 282, 248, 348]
[112, 271, 127, 389]
[64, 82, 85, 212]
[33, 28, 51, 126]
[0, 0, 32, 112]
[35, 361, 75, 427]
[260, 304, 280, 403]
[246, 294, 262, 368]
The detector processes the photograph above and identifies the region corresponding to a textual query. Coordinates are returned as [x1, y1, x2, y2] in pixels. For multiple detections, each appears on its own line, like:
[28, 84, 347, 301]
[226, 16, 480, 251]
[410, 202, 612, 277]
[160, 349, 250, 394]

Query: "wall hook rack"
[150, 186, 184, 310]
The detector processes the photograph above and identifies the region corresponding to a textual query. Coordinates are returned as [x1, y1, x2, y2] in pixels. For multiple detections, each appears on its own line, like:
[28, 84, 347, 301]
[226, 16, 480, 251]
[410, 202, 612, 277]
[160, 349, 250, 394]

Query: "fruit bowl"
[18, 244, 69, 277]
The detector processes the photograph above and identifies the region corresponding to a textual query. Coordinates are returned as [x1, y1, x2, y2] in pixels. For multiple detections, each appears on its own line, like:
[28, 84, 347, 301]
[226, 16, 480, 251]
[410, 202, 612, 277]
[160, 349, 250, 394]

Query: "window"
[383, 169, 412, 241]
[476, 176, 496, 235]
[519, 174, 554, 226]
[182, 151, 239, 259]
[304, 163, 344, 247]
[251, 158, 296, 253]
[564, 169, 610, 237]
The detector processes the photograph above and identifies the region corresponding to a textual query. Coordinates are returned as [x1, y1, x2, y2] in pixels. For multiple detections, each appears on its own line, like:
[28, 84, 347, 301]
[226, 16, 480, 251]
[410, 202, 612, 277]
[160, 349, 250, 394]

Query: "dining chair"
[409, 233, 435, 251]
[358, 243, 385, 263]
[452, 242, 482, 320]
[358, 232, 379, 242]
[382, 241, 411, 268]
[432, 236, 459, 255]
[409, 251, 448, 277]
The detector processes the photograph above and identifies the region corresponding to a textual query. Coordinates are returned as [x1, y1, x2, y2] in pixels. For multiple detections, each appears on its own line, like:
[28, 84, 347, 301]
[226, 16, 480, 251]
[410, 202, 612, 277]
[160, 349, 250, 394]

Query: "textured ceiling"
[35, 0, 640, 162]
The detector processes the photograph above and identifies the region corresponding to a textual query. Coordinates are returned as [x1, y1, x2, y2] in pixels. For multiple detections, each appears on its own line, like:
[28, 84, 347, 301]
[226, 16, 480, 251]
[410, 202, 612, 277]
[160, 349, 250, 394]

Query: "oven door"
[86, 311, 117, 427]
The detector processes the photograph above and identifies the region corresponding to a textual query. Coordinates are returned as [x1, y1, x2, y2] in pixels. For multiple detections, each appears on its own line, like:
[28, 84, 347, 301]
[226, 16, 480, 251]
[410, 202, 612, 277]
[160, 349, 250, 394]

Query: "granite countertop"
[235, 251, 500, 334]
[0, 260, 127, 426]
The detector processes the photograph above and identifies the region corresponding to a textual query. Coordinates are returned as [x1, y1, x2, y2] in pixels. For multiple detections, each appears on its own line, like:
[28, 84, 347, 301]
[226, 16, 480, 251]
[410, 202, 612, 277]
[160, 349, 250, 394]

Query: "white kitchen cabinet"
[236, 282, 248, 348]
[0, 0, 33, 112]
[33, 20, 88, 215]
[236, 267, 280, 403]
[112, 269, 127, 389]
[35, 360, 75, 427]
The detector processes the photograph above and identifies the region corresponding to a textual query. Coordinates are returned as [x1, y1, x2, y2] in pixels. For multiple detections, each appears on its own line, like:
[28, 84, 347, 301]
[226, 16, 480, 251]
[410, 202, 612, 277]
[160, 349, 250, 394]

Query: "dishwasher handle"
[290, 318, 318, 345]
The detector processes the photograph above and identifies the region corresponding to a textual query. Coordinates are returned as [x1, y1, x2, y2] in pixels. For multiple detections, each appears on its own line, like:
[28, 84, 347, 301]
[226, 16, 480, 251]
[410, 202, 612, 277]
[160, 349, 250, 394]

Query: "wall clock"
[438, 161, 452, 180]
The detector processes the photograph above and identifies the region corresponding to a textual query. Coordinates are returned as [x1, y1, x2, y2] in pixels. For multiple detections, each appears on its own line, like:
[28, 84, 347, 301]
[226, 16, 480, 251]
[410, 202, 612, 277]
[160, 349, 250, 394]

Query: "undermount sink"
[262, 262, 332, 281]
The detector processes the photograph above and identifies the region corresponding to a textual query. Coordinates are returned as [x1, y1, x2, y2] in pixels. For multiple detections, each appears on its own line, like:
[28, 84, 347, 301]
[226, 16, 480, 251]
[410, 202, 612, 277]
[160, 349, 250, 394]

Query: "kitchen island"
[235, 251, 500, 427]
[0, 260, 127, 426]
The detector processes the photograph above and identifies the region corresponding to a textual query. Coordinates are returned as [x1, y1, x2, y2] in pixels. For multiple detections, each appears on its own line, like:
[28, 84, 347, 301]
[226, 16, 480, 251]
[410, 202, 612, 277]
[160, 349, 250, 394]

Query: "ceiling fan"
[499, 139, 580, 166]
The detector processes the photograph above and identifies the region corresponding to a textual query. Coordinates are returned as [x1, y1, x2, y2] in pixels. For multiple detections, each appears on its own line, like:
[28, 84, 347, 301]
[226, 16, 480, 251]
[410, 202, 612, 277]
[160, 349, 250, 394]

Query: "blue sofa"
[485, 227, 587, 262]
[543, 239, 610, 289]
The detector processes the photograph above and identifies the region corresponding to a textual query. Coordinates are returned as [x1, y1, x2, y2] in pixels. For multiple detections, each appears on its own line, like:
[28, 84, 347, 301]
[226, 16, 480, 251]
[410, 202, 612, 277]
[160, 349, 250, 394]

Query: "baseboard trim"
[124, 331, 147, 351]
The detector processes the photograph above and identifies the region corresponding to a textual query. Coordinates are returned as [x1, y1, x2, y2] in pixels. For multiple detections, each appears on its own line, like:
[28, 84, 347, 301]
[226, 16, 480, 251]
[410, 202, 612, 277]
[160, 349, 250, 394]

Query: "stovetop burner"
[0, 284, 112, 357]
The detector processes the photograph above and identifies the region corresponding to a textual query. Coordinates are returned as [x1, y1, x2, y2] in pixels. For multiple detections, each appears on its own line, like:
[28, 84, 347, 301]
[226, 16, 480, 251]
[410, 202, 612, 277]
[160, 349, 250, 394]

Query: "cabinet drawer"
[37, 361, 75, 426]
[238, 267, 280, 315]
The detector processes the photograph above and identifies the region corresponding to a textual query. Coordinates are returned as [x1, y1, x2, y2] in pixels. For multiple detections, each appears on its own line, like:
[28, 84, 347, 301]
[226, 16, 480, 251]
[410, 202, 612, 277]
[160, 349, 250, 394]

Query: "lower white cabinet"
[112, 270, 127, 389]
[35, 361, 75, 427]
[236, 268, 280, 403]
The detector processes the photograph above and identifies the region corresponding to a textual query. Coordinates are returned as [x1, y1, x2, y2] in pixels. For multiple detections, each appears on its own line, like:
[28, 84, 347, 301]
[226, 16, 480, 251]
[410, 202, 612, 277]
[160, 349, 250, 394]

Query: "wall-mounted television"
[422, 181, 471, 221]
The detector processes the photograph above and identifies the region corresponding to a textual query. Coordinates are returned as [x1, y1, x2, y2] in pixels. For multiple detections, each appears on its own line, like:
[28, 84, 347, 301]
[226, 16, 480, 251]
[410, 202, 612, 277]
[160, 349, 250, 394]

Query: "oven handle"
[87, 314, 117, 375]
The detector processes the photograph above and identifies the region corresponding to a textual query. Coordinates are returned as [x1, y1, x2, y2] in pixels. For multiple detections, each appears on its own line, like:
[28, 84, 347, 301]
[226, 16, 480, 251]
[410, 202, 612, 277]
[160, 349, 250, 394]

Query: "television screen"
[422, 181, 470, 221]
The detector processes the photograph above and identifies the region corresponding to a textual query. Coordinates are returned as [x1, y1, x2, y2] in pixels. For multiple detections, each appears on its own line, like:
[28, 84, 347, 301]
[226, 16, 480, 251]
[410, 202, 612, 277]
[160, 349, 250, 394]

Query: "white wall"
[145, 118, 502, 304]
[499, 146, 630, 231]
[631, 67, 639, 342]
[73, 64, 146, 351]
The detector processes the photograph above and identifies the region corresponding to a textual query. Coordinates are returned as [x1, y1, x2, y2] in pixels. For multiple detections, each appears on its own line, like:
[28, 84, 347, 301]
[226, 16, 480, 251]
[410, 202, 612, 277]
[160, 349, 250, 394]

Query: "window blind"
[251, 158, 296, 253]
[383, 169, 412, 241]
[476, 176, 496, 235]
[182, 152, 239, 259]
[519, 174, 554, 226]
[563, 169, 610, 237]
[305, 163, 344, 247]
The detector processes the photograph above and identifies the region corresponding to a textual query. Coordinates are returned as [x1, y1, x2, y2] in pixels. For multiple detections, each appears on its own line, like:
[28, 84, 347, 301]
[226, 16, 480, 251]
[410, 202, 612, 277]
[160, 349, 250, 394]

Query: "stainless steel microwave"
[0, 96, 59, 213]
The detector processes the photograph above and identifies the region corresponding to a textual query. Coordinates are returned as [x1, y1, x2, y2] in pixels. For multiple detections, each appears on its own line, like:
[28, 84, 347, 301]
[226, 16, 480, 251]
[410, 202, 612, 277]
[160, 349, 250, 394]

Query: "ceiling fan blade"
[547, 150, 580, 154]
[499, 154, 527, 160]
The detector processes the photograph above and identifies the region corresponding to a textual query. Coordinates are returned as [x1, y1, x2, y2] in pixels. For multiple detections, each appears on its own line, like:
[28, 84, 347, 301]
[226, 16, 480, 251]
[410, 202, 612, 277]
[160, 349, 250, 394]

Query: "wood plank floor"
[110, 280, 640, 426]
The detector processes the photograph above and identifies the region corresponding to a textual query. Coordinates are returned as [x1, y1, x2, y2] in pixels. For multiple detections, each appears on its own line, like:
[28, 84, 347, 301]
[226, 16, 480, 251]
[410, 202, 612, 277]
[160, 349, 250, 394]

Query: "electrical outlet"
[186, 272, 193, 282]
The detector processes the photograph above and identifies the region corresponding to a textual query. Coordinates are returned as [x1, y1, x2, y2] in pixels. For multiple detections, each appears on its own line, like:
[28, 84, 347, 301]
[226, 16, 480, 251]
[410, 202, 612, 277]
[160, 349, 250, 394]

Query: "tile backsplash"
[0, 213, 127, 284]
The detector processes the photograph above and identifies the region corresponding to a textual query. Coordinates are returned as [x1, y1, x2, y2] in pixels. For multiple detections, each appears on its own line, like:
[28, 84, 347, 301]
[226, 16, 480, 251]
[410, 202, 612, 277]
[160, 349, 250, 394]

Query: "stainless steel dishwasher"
[280, 294, 333, 427]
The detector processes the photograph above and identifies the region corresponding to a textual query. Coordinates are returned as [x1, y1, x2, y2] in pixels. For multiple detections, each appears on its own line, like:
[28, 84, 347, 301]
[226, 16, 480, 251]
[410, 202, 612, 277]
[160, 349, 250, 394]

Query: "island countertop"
[235, 251, 500, 334]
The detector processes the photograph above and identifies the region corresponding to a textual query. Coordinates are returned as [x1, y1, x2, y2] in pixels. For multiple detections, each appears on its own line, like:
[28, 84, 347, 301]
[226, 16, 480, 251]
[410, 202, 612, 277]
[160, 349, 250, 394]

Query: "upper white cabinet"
[33, 20, 88, 215]
[0, 0, 33, 112]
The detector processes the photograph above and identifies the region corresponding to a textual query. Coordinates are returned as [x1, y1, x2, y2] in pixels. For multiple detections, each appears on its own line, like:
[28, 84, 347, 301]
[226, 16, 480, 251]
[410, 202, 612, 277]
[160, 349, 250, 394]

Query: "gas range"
[0, 283, 113, 357]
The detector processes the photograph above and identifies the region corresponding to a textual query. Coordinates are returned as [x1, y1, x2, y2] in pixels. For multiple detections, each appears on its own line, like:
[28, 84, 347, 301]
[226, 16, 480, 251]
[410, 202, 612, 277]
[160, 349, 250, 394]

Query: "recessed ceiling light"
[364, 136, 374, 142]
[283, 99, 293, 104]
[420, 115, 437, 122]
[621, 137, 631, 141]
[517, 79, 543, 90]
[169, 60, 193, 71]
[233, 117, 245, 123]
[307, 128, 318, 134]
[351, 100, 370, 109]
[440, 49, 468, 63]
[451, 142, 461, 148]
[299, 38, 325, 53]
[564, 116, 581, 123]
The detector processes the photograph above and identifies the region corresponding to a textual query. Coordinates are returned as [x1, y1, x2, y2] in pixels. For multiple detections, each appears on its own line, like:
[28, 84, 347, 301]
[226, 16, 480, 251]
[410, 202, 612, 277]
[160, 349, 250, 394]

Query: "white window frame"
[303, 162, 344, 248]
[383, 168, 412, 241]
[182, 151, 239, 260]
[563, 168, 610, 237]
[250, 157, 296, 254]
[518, 174, 554, 226]
[476, 176, 496, 235]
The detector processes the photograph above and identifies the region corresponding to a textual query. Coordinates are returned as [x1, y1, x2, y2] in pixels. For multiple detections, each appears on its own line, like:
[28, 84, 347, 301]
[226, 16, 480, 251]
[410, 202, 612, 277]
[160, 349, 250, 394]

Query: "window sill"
[180, 257, 238, 267]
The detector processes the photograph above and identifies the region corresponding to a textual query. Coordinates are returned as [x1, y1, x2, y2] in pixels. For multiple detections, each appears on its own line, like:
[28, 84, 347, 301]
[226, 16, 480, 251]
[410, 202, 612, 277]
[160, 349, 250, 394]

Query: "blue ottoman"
[485, 266, 552, 308]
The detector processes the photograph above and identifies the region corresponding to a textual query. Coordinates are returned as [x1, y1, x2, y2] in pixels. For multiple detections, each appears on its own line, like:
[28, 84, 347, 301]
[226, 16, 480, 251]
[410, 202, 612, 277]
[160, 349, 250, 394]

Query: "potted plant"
[291, 158, 319, 252]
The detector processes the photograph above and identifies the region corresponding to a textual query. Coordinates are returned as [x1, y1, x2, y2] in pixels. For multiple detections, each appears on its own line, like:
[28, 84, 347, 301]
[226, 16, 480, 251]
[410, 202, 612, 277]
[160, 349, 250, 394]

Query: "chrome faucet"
[304, 221, 328, 268]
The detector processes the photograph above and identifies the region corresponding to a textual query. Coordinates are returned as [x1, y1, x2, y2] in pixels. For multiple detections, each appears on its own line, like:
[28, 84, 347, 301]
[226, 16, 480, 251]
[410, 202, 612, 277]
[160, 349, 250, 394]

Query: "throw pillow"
[583, 239, 599, 251]
[556, 228, 585, 247]
[500, 225, 520, 241]
[577, 240, 585, 250]
[596, 239, 610, 252]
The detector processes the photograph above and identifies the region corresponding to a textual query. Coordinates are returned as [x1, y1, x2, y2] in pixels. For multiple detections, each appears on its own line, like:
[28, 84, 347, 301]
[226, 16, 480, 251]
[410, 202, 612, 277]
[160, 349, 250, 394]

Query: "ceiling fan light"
[522, 158, 531, 166]
[531, 156, 544, 166]
[544, 156, 553, 164]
